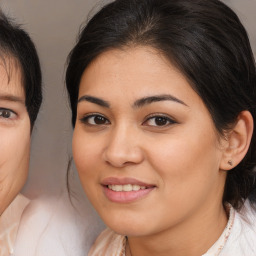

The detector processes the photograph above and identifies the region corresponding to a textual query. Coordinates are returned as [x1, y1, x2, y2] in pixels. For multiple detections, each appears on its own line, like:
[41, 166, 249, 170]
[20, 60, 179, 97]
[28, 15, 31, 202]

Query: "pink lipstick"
[101, 177, 156, 203]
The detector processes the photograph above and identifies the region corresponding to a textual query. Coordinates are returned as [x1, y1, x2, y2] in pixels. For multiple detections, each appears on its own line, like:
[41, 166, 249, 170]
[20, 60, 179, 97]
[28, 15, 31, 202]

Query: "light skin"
[0, 59, 31, 215]
[73, 46, 253, 256]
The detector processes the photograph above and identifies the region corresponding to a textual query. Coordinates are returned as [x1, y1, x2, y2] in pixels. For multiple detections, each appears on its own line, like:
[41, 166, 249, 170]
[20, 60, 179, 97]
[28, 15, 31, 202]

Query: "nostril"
[104, 158, 134, 168]
[103, 150, 144, 167]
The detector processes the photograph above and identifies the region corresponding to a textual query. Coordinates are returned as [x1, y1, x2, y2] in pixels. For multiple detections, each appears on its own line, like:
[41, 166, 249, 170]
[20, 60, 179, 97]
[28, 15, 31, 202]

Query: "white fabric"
[13, 192, 105, 256]
[202, 201, 256, 256]
[0, 194, 29, 256]
[217, 201, 256, 256]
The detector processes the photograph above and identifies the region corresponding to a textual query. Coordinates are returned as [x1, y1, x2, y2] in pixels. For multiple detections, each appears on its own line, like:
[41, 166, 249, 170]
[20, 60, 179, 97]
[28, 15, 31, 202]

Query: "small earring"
[228, 160, 233, 166]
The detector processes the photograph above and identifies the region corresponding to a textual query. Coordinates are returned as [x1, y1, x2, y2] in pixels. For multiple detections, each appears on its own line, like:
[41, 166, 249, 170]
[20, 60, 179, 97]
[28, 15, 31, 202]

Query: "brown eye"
[0, 109, 15, 119]
[143, 115, 176, 127]
[93, 116, 108, 125]
[154, 117, 168, 126]
[81, 114, 110, 125]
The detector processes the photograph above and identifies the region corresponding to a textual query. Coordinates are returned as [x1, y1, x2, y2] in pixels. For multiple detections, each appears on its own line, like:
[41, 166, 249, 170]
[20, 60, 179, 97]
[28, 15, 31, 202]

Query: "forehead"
[79, 47, 196, 102]
[81, 47, 176, 89]
[0, 56, 24, 98]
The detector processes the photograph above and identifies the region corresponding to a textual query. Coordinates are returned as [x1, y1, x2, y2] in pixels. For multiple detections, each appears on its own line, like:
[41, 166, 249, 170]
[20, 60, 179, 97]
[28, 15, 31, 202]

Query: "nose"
[103, 125, 144, 168]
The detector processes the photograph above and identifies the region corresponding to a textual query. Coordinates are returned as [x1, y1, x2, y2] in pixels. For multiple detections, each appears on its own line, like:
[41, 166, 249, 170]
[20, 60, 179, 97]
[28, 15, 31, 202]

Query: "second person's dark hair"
[0, 11, 42, 127]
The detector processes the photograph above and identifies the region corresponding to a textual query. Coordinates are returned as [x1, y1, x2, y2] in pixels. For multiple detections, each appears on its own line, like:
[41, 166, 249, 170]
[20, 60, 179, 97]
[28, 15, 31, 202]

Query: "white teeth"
[123, 184, 133, 191]
[108, 184, 147, 192]
[112, 185, 122, 191]
[132, 185, 140, 191]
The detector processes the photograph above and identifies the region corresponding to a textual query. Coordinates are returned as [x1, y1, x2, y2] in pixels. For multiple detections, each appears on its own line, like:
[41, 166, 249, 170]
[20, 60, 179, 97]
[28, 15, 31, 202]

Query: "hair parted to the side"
[0, 10, 42, 127]
[66, 0, 256, 209]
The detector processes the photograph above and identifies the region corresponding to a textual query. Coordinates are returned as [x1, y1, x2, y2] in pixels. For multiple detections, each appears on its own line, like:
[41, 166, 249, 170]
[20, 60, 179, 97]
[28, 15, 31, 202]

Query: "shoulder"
[88, 228, 126, 256]
[0, 194, 30, 255]
[220, 201, 256, 255]
[14, 192, 105, 256]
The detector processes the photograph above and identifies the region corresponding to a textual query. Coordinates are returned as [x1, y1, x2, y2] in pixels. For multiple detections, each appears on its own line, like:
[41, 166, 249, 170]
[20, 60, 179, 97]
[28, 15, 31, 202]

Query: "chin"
[101, 212, 150, 237]
[110, 225, 143, 237]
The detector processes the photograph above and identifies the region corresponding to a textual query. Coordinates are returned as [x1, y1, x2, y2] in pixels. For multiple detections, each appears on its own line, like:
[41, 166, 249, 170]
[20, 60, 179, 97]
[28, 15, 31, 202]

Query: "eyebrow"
[78, 95, 110, 108]
[133, 94, 188, 108]
[0, 94, 25, 104]
[78, 94, 188, 108]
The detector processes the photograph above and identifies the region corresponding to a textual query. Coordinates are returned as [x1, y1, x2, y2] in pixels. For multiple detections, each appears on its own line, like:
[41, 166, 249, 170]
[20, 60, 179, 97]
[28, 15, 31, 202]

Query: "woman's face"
[0, 60, 31, 214]
[73, 47, 227, 237]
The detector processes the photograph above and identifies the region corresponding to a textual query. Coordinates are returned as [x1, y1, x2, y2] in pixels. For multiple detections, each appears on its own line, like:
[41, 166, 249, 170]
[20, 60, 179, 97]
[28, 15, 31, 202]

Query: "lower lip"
[103, 186, 155, 203]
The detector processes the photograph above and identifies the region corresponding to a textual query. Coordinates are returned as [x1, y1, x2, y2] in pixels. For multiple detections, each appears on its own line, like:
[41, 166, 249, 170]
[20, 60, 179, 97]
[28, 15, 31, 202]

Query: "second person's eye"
[0, 108, 17, 120]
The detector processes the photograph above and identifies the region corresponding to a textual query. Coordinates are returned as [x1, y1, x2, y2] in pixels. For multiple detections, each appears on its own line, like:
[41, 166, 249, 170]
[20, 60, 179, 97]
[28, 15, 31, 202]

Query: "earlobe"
[220, 111, 254, 171]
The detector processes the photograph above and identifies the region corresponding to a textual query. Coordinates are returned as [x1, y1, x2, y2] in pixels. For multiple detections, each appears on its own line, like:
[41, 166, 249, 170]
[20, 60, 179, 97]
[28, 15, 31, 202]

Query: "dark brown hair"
[0, 11, 42, 127]
[66, 0, 256, 209]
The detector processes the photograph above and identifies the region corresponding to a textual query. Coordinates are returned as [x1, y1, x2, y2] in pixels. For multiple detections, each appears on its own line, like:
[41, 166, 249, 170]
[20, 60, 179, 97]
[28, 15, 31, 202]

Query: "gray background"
[0, 0, 255, 227]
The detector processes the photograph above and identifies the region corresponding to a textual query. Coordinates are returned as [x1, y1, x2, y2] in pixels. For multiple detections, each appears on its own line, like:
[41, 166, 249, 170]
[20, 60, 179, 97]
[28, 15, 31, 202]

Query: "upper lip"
[101, 177, 155, 187]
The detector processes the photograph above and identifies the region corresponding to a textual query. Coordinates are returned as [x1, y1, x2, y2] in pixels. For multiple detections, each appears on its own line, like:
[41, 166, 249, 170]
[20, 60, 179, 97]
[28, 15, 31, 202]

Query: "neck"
[126, 203, 228, 256]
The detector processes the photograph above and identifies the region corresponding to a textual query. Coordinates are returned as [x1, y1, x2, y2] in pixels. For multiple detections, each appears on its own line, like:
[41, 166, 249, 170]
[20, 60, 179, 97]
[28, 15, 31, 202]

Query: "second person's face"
[73, 46, 227, 237]
[0, 59, 31, 214]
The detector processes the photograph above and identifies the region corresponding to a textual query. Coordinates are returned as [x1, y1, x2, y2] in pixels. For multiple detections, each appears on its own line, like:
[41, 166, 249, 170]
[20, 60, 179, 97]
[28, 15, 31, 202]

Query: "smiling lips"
[102, 177, 155, 203]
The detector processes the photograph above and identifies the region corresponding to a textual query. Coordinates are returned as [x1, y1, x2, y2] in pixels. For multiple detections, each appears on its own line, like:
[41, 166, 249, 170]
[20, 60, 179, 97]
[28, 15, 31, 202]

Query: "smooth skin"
[0, 59, 30, 215]
[73, 47, 253, 256]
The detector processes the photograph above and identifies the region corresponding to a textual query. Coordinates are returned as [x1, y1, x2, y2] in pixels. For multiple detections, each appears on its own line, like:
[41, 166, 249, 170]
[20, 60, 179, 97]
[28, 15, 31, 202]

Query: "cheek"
[138, 133, 224, 229]
[72, 130, 105, 209]
[0, 127, 30, 166]
[0, 124, 30, 213]
[72, 130, 99, 182]
[147, 131, 222, 196]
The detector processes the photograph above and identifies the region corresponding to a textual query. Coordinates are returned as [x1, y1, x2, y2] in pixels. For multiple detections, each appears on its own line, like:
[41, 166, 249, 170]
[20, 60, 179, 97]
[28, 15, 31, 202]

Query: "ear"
[220, 111, 254, 171]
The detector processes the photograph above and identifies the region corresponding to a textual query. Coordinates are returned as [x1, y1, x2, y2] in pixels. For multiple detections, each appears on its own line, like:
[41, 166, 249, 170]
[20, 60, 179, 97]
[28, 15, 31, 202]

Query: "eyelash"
[80, 113, 176, 128]
[80, 113, 110, 126]
[143, 114, 176, 127]
[0, 108, 17, 120]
